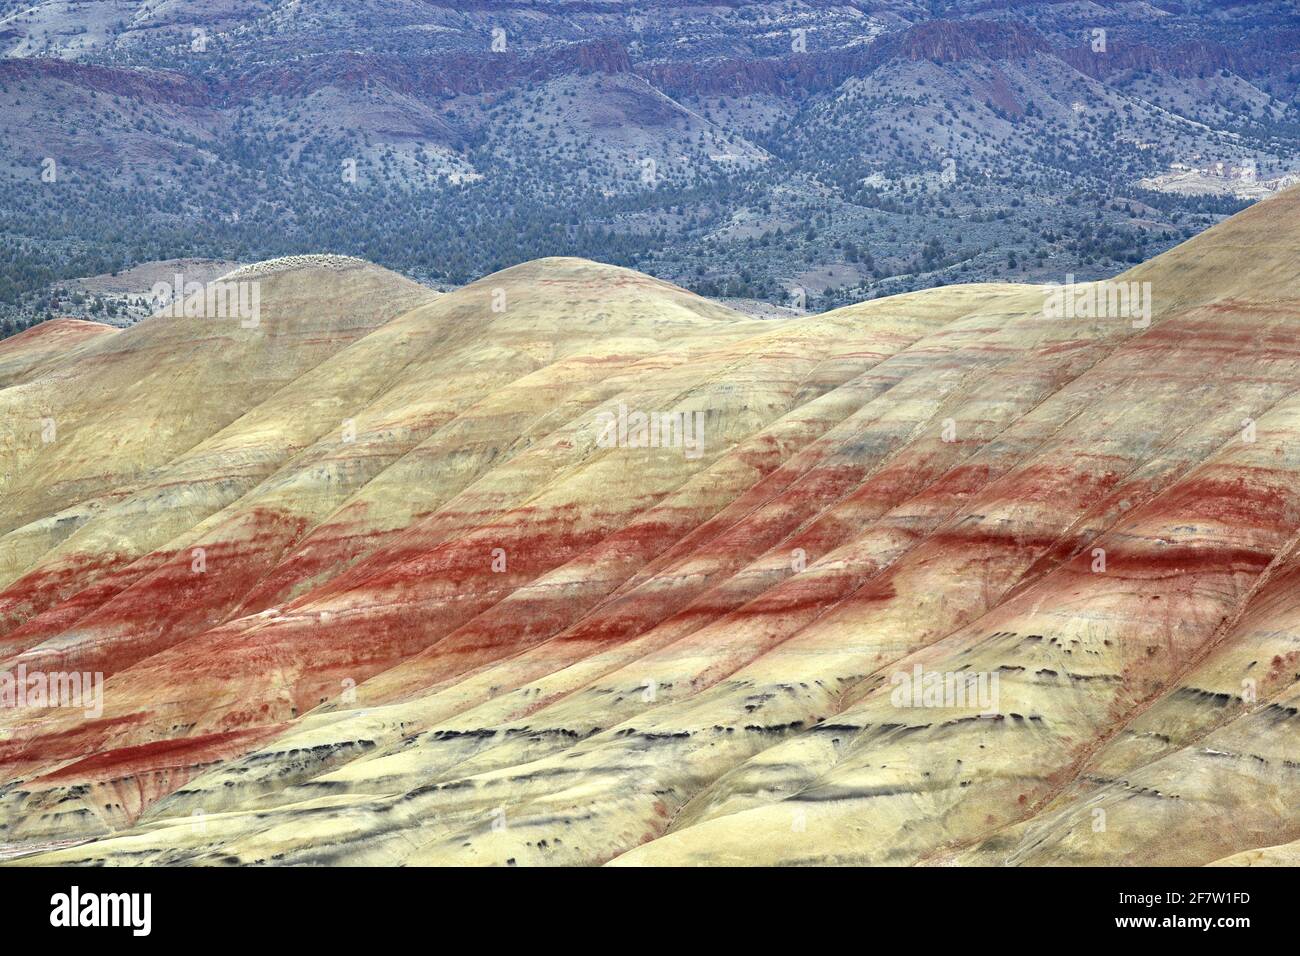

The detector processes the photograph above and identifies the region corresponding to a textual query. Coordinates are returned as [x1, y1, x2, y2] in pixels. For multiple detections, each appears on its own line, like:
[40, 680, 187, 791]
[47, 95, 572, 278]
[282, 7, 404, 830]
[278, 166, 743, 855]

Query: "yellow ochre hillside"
[1, 189, 1299, 866]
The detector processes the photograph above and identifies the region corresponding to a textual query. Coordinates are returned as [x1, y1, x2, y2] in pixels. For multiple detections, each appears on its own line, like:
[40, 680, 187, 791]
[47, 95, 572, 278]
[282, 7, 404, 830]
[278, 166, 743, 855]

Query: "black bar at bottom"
[0, 865, 1277, 942]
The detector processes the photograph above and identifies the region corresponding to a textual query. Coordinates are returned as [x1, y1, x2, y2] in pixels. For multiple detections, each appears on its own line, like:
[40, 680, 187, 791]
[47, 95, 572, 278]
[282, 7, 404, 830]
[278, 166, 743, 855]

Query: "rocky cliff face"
[1062, 33, 1300, 79]
[226, 39, 634, 100]
[0, 58, 209, 105]
[641, 21, 1053, 98]
[1, 187, 1298, 866]
[890, 19, 1050, 64]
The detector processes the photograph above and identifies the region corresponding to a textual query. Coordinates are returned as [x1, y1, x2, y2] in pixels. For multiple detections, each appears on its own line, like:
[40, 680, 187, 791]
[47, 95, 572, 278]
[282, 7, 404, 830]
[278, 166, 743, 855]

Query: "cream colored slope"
[587, 284, 1041, 601]
[0, 260, 761, 740]
[0, 321, 545, 669]
[0, 256, 432, 536]
[1209, 840, 1300, 866]
[604, 303, 1300, 866]
[0, 262, 650, 662]
[951, 469, 1300, 866]
[130, 283, 1041, 820]
[0, 318, 118, 389]
[0, 270, 1190, 858]
[27, 283, 912, 745]
[221, 257, 779, 613]
[0, 317, 853, 834]
[178, 197, 1300, 868]
[0, 256, 746, 663]
[343, 283, 1043, 696]
[22, 280, 1107, 858]
[510, 384, 1289, 861]
[1121, 182, 1300, 308]
[11, 188, 1300, 866]
[1083, 536, 1300, 788]
[0, 259, 787, 808]
[951, 681, 1300, 867]
[2, 280, 1024, 848]
[0, 259, 438, 606]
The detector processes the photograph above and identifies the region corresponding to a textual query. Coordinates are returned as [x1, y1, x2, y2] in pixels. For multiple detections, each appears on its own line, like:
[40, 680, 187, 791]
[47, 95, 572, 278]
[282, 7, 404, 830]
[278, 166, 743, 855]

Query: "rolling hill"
[1, 186, 1298, 866]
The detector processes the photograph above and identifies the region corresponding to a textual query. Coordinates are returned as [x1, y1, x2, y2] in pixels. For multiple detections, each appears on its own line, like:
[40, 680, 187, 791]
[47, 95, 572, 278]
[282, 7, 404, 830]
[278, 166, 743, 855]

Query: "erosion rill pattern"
[1, 190, 1299, 866]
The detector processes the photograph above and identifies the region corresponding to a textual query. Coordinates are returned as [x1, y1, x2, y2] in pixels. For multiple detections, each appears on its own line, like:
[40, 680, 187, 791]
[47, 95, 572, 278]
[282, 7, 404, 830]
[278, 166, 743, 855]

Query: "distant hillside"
[2, 1, 1296, 332]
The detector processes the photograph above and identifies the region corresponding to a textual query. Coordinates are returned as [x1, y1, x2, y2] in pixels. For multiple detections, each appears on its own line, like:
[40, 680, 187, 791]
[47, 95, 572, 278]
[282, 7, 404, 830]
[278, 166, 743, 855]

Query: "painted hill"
[2, 187, 1299, 866]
